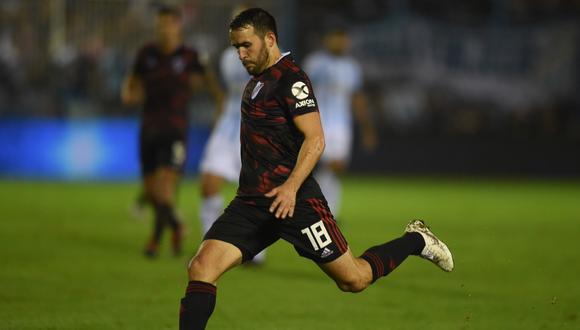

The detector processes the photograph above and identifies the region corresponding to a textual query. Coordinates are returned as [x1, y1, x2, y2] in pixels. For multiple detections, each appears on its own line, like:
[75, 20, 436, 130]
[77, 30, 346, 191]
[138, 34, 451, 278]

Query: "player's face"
[325, 32, 350, 56]
[230, 26, 270, 76]
[156, 14, 182, 43]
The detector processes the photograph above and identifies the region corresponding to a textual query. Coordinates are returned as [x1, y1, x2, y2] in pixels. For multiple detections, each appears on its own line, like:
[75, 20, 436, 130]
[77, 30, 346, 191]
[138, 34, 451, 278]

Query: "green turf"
[1, 177, 579, 329]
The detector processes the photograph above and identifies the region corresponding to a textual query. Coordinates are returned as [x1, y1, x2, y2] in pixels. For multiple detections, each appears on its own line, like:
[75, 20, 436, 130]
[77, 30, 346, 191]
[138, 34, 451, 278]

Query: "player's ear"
[264, 31, 276, 48]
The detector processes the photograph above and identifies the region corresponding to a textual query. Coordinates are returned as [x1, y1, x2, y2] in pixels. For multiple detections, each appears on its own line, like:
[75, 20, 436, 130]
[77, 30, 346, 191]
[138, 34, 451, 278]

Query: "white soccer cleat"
[405, 219, 454, 272]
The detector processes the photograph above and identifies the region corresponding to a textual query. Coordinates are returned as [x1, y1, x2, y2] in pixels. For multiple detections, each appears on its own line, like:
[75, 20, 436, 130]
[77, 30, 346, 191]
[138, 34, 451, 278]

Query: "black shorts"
[139, 132, 187, 176]
[204, 196, 349, 264]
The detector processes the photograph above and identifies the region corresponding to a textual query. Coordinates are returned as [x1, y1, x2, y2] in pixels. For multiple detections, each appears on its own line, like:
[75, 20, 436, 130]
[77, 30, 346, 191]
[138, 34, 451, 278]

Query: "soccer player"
[179, 8, 454, 329]
[304, 26, 377, 219]
[197, 5, 267, 265]
[121, 6, 224, 258]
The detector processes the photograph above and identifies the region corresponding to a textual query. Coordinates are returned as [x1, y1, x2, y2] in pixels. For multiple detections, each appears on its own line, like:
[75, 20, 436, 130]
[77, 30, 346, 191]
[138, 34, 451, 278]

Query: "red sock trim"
[186, 281, 217, 296]
[361, 251, 384, 279]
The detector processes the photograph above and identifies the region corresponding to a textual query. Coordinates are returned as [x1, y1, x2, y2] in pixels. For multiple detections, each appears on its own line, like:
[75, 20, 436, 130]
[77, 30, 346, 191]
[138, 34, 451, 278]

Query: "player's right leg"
[319, 221, 454, 292]
[142, 173, 162, 257]
[180, 239, 242, 330]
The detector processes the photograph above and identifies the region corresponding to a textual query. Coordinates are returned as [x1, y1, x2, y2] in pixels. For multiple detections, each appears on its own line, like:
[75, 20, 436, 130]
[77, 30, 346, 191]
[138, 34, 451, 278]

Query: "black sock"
[180, 281, 217, 330]
[137, 192, 150, 207]
[360, 232, 425, 282]
[152, 207, 166, 243]
[156, 203, 179, 231]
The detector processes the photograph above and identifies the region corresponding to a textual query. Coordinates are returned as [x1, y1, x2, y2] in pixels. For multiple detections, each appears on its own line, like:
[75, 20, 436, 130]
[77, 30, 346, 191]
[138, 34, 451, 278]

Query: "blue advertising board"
[0, 119, 210, 180]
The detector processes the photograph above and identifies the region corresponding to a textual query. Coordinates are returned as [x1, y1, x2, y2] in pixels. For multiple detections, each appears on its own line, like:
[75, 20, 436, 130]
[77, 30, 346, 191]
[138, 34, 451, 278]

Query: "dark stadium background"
[1, 1, 579, 330]
[0, 0, 578, 179]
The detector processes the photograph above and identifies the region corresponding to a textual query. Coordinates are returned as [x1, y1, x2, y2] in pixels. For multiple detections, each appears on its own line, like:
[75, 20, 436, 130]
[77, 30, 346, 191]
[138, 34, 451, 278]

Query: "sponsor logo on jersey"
[291, 81, 309, 100]
[295, 98, 316, 109]
[251, 81, 264, 99]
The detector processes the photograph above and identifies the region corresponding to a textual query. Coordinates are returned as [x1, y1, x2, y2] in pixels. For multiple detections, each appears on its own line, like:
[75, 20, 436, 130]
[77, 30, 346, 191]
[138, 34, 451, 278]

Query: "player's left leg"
[151, 167, 185, 256]
[130, 189, 151, 221]
[319, 220, 454, 292]
[287, 198, 452, 292]
[319, 233, 425, 292]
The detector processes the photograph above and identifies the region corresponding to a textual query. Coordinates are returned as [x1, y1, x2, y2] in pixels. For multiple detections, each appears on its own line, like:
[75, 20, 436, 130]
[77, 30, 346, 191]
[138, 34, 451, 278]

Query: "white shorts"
[199, 116, 241, 182]
[321, 125, 352, 164]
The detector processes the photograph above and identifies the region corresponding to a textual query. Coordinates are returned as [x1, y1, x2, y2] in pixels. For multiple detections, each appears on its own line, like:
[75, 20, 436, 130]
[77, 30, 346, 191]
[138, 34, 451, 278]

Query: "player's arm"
[352, 90, 378, 151]
[121, 74, 145, 106]
[266, 112, 325, 219]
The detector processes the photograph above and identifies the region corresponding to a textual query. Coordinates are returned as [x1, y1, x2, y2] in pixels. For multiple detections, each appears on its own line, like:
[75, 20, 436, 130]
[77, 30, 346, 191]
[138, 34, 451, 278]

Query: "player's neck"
[159, 38, 181, 54]
[264, 47, 283, 70]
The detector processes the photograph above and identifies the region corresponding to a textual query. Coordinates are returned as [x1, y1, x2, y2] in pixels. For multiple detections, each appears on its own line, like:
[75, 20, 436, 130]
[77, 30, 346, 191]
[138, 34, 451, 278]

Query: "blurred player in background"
[121, 6, 224, 258]
[198, 4, 266, 264]
[179, 8, 453, 329]
[304, 25, 377, 219]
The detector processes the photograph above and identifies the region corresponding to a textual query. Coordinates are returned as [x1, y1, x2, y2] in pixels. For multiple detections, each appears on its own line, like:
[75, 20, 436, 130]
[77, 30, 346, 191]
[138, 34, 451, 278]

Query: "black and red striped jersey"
[237, 53, 323, 201]
[132, 43, 204, 137]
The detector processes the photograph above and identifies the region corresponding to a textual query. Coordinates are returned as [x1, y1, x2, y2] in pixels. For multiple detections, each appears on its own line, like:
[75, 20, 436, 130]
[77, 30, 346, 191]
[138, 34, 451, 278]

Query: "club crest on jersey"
[251, 81, 264, 99]
[291, 81, 309, 100]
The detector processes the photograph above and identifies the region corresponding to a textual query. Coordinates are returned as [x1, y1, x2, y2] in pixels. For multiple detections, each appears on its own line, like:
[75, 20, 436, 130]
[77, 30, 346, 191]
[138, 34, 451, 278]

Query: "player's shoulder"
[277, 55, 311, 85]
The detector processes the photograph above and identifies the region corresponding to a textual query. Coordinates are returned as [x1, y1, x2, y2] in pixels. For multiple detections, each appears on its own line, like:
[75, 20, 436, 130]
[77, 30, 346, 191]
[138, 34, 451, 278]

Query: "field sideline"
[1, 177, 579, 329]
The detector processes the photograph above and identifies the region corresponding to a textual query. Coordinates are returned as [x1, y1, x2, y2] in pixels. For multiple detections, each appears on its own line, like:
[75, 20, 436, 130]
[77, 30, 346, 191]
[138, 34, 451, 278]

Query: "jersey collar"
[255, 51, 292, 78]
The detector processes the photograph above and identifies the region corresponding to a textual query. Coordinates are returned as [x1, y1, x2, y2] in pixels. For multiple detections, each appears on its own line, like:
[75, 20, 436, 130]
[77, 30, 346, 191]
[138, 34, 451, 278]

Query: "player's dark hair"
[157, 5, 181, 19]
[229, 7, 278, 40]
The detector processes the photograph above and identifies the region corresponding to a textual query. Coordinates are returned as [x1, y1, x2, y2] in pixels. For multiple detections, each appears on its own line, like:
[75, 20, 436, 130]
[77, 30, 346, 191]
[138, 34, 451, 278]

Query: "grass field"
[1, 177, 579, 329]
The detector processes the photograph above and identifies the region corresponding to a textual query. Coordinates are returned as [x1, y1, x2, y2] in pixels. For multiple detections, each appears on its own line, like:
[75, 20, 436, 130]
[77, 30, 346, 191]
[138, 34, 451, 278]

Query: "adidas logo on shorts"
[320, 247, 334, 258]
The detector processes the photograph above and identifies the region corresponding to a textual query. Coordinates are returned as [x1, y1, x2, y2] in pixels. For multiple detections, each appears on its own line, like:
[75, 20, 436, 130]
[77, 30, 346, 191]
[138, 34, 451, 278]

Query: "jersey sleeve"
[278, 73, 319, 118]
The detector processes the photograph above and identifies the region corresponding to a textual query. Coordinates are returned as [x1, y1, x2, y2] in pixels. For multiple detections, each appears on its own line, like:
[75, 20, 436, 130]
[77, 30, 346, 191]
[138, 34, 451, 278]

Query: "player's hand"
[265, 182, 298, 219]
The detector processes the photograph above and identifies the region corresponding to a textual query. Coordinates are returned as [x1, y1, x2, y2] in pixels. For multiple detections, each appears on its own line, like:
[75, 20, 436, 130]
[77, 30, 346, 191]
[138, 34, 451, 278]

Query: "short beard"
[251, 43, 270, 75]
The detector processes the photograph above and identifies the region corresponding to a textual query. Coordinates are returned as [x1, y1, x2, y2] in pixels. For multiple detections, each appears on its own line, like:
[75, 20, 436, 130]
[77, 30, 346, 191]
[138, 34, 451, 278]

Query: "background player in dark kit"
[179, 8, 454, 330]
[121, 6, 224, 258]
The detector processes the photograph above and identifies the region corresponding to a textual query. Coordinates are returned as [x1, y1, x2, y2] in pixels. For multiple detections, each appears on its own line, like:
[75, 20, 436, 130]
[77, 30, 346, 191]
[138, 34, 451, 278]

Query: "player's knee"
[150, 187, 174, 206]
[335, 277, 369, 293]
[187, 255, 217, 283]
